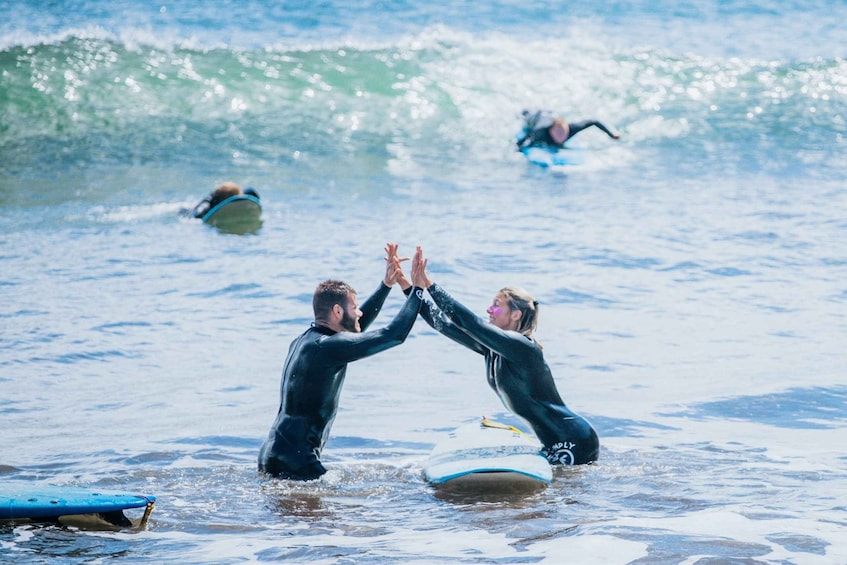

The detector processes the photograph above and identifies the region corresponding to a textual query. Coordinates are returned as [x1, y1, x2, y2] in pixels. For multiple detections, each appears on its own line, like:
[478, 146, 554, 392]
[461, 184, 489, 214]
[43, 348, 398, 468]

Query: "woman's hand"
[411, 246, 432, 289]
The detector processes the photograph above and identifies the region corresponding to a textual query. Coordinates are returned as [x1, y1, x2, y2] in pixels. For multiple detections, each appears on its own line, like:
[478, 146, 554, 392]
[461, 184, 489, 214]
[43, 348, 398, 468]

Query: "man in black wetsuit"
[399, 246, 599, 466]
[516, 109, 620, 150]
[258, 244, 427, 480]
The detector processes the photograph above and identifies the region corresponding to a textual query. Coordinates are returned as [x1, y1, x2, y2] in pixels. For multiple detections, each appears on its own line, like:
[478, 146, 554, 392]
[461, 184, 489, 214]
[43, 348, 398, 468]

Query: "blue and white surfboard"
[521, 145, 584, 168]
[517, 130, 584, 169]
[425, 418, 552, 489]
[0, 483, 155, 529]
[202, 194, 262, 233]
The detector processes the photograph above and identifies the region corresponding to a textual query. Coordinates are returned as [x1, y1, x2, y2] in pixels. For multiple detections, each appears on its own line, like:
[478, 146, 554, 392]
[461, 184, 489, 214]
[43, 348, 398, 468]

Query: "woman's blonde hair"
[500, 287, 539, 337]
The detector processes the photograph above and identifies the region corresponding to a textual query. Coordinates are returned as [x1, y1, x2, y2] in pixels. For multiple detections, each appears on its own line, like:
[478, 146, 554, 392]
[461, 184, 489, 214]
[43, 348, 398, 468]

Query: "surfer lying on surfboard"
[398, 247, 599, 466]
[180, 181, 260, 219]
[516, 109, 620, 150]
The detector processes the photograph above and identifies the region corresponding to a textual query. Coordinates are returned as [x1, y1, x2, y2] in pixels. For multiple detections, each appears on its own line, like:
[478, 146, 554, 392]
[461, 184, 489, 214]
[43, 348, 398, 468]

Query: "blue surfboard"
[521, 145, 584, 168]
[517, 130, 584, 169]
[202, 194, 263, 233]
[0, 484, 155, 529]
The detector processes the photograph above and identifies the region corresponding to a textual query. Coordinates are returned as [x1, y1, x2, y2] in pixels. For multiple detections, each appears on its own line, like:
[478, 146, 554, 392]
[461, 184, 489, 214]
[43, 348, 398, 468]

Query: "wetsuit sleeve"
[190, 196, 212, 218]
[319, 287, 422, 364]
[427, 283, 534, 362]
[567, 120, 617, 140]
[359, 282, 392, 331]
[417, 296, 488, 355]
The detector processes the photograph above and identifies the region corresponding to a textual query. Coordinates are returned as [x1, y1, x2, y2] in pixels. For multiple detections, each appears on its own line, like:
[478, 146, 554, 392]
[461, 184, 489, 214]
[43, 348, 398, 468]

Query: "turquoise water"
[1, 1, 846, 563]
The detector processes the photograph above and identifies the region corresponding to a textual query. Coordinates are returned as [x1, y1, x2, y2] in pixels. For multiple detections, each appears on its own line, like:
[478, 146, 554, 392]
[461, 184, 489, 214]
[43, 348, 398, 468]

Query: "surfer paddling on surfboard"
[180, 181, 261, 219]
[258, 244, 428, 480]
[398, 247, 599, 466]
[516, 109, 620, 150]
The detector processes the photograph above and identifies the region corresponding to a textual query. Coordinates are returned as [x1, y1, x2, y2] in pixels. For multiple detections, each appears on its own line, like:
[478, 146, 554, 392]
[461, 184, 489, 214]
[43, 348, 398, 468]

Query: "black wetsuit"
[258, 283, 423, 480]
[420, 283, 599, 465]
[516, 120, 617, 150]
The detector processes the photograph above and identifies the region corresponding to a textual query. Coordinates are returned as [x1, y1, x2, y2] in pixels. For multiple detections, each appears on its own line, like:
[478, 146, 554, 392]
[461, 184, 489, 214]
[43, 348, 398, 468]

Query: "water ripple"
[660, 385, 847, 429]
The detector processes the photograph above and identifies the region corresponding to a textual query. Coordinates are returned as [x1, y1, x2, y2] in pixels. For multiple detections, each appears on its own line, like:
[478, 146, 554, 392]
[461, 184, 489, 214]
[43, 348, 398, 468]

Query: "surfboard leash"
[480, 416, 530, 437]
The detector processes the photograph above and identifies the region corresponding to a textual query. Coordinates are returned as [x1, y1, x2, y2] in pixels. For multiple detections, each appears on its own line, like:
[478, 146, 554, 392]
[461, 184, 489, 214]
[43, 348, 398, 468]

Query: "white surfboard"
[201, 194, 262, 233]
[425, 418, 552, 489]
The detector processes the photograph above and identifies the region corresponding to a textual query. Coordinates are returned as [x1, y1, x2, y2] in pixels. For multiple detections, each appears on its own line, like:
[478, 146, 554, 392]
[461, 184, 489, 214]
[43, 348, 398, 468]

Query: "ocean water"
[1, 1, 846, 563]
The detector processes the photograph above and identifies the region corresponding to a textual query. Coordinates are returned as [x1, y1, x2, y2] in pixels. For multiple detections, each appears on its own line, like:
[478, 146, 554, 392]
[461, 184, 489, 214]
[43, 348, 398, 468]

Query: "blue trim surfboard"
[517, 130, 584, 168]
[0, 484, 155, 528]
[425, 418, 552, 489]
[521, 145, 584, 168]
[201, 194, 262, 232]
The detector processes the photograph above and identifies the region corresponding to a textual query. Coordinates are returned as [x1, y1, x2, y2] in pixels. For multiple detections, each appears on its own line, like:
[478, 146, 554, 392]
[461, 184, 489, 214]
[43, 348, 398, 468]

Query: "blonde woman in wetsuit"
[400, 247, 599, 465]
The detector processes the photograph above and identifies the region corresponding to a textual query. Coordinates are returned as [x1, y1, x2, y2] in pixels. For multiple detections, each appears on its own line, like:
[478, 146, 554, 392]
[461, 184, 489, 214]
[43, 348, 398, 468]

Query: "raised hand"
[383, 242, 410, 287]
[410, 246, 432, 289]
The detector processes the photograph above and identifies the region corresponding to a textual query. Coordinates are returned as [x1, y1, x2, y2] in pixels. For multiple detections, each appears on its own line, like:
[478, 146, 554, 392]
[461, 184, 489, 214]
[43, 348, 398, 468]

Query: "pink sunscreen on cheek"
[488, 307, 502, 316]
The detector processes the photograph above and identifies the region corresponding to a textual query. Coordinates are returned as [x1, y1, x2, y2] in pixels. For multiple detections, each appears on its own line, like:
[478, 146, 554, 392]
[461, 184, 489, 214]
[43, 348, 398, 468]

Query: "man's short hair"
[313, 280, 356, 318]
[210, 182, 242, 207]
